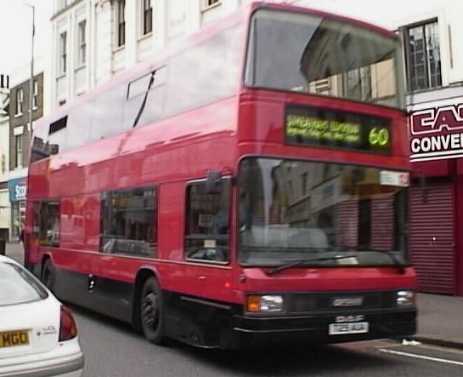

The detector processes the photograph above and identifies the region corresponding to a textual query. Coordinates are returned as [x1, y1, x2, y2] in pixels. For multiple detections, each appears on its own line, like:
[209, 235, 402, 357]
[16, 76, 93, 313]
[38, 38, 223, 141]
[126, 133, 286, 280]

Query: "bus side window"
[185, 179, 230, 263]
[100, 187, 157, 258]
[38, 201, 61, 247]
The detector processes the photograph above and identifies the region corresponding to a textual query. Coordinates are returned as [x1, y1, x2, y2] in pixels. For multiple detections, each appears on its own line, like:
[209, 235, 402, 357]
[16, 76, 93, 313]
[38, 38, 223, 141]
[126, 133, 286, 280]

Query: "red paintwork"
[25, 1, 416, 309]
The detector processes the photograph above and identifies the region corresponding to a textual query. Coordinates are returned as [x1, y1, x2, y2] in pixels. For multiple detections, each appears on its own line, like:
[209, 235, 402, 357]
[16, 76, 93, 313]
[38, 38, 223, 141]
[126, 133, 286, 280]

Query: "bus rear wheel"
[140, 277, 166, 345]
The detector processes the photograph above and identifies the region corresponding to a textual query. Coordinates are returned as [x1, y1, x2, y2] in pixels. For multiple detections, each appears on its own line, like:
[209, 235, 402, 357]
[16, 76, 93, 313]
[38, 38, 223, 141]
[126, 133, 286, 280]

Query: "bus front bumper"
[227, 308, 417, 348]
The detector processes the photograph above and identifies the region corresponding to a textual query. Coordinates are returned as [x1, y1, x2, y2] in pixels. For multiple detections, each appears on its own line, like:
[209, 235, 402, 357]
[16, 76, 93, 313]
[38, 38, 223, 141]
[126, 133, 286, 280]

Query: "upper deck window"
[245, 9, 404, 109]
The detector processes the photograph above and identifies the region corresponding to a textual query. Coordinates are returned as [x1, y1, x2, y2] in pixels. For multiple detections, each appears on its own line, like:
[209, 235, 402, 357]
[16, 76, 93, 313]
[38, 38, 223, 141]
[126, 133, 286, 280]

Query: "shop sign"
[410, 104, 463, 162]
[8, 178, 27, 202]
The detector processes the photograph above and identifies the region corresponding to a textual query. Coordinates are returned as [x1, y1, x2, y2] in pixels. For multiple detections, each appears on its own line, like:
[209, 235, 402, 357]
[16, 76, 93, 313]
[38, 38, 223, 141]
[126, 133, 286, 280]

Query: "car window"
[0, 263, 48, 306]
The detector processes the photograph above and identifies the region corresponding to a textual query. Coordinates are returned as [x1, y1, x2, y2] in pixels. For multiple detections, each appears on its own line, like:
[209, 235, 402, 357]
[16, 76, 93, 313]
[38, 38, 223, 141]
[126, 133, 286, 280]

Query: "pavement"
[4, 242, 463, 350]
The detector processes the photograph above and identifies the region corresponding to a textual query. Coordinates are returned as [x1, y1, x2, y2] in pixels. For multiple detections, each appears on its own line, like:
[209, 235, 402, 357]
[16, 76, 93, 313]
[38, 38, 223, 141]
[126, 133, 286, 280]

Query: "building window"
[15, 88, 24, 115]
[37, 202, 61, 247]
[185, 179, 230, 263]
[405, 20, 442, 92]
[116, 0, 126, 47]
[59, 31, 67, 74]
[1, 154, 6, 174]
[78, 20, 87, 66]
[15, 135, 23, 168]
[100, 187, 157, 257]
[202, 0, 221, 10]
[142, 0, 153, 36]
[32, 80, 39, 109]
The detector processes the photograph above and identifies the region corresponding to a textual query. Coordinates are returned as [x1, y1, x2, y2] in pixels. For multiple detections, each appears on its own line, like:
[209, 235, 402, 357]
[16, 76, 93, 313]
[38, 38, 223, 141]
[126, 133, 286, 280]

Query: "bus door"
[183, 176, 234, 298]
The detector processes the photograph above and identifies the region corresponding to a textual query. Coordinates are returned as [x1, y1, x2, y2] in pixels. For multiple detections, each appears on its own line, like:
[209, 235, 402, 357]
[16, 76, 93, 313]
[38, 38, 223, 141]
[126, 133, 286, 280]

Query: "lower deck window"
[34, 201, 61, 247]
[185, 179, 230, 262]
[100, 187, 156, 257]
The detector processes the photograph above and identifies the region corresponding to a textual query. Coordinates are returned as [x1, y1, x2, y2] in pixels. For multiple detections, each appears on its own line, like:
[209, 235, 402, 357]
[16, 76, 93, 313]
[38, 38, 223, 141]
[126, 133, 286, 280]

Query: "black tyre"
[41, 259, 56, 292]
[140, 277, 166, 345]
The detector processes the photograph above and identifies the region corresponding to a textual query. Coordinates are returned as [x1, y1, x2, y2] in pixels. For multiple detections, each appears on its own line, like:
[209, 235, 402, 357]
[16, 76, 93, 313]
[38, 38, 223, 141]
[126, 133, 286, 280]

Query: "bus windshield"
[239, 158, 409, 267]
[245, 9, 404, 109]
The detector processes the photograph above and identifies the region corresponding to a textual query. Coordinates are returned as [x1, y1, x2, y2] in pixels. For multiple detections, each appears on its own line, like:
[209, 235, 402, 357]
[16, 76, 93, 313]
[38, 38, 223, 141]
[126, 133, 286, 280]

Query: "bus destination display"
[285, 106, 391, 154]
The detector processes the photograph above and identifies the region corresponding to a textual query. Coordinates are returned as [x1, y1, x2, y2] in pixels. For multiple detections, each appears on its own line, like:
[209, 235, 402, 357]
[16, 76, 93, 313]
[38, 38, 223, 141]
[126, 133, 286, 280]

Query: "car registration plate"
[0, 331, 30, 348]
[329, 322, 369, 335]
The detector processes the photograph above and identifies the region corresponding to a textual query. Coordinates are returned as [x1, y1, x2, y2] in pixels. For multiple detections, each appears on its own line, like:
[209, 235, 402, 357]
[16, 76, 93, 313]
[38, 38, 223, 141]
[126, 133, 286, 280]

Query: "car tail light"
[59, 306, 78, 342]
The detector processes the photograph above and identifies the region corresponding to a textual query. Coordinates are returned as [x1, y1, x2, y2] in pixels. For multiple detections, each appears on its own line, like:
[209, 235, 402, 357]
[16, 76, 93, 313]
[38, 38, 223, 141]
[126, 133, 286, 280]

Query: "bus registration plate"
[329, 322, 369, 335]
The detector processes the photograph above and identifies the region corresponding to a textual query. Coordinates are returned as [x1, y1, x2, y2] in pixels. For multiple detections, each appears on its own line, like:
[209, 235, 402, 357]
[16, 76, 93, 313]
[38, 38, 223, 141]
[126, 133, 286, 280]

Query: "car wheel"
[41, 259, 56, 292]
[140, 277, 166, 345]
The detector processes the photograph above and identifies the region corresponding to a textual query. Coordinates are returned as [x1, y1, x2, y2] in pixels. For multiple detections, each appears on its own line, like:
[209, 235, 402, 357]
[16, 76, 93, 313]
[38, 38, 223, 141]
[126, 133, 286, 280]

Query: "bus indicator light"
[246, 296, 261, 313]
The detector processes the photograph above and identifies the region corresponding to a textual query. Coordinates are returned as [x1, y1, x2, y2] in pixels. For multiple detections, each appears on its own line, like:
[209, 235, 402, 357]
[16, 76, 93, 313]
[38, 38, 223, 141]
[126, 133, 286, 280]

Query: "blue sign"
[8, 178, 27, 202]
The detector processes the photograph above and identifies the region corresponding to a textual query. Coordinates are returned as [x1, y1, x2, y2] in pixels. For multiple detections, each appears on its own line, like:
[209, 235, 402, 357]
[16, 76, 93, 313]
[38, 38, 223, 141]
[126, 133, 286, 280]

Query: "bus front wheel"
[140, 277, 166, 345]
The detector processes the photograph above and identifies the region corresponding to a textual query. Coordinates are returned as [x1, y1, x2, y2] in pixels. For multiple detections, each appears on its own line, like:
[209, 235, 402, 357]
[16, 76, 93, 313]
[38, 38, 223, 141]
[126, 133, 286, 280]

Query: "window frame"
[35, 200, 61, 248]
[59, 31, 68, 75]
[15, 88, 24, 116]
[202, 0, 222, 12]
[403, 18, 442, 93]
[184, 177, 232, 265]
[15, 134, 23, 168]
[141, 0, 153, 37]
[32, 80, 39, 110]
[99, 185, 158, 258]
[77, 19, 87, 67]
[116, 0, 126, 48]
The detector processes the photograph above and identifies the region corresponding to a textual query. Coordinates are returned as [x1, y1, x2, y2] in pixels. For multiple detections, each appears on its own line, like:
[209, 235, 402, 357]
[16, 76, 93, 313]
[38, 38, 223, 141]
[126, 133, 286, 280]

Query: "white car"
[0, 256, 84, 377]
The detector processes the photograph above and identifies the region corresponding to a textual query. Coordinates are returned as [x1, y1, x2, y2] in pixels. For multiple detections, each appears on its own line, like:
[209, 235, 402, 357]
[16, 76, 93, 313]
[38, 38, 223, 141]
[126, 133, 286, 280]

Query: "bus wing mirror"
[206, 170, 223, 194]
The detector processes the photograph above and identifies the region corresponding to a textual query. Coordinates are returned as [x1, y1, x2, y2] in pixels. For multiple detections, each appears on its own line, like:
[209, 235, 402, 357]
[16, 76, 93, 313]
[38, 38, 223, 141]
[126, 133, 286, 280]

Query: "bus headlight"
[247, 295, 284, 313]
[396, 290, 415, 306]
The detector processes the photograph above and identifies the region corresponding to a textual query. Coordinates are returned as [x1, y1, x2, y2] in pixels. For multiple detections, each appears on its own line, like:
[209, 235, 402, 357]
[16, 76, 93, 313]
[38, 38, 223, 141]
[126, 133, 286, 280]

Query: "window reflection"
[239, 158, 408, 267]
[246, 9, 403, 108]
[100, 187, 156, 257]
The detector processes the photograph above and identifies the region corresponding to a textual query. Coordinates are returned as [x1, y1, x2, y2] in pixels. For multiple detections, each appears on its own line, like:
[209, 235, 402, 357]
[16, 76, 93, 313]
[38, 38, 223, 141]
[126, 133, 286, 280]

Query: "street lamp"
[24, 3, 35, 134]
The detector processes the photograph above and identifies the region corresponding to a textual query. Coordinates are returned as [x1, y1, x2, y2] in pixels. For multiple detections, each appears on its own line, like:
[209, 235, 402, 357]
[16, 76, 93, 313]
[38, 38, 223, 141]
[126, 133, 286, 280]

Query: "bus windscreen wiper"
[381, 251, 406, 274]
[268, 254, 358, 276]
[132, 71, 156, 128]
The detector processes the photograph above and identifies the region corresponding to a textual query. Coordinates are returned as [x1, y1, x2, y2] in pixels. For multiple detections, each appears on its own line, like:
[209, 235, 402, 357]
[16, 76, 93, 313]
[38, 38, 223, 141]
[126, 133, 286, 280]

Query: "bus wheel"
[140, 277, 166, 345]
[41, 259, 56, 292]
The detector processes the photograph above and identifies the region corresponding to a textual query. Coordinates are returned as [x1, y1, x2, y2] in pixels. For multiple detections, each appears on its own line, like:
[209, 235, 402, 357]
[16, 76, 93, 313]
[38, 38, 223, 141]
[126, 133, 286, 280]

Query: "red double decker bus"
[25, 2, 416, 348]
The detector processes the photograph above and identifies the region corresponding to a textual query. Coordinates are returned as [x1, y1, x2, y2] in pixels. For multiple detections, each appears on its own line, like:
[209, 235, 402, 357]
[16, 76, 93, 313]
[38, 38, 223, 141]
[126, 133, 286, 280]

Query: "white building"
[48, 0, 463, 111]
[49, 0, 245, 108]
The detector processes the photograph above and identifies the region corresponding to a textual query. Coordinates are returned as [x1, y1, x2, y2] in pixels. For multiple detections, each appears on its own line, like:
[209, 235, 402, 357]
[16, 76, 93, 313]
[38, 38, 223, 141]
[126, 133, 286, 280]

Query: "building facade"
[399, 2, 463, 297]
[0, 74, 10, 241]
[49, 0, 243, 109]
[8, 72, 44, 241]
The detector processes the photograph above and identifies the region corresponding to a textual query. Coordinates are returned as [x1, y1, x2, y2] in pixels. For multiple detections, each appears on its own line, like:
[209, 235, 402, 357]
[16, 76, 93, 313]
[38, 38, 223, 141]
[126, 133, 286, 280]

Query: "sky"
[0, 0, 52, 82]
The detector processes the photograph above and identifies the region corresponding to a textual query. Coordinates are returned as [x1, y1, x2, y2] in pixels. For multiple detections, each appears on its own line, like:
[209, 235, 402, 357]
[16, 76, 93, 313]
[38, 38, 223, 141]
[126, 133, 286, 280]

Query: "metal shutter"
[409, 183, 456, 295]
[371, 198, 394, 251]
